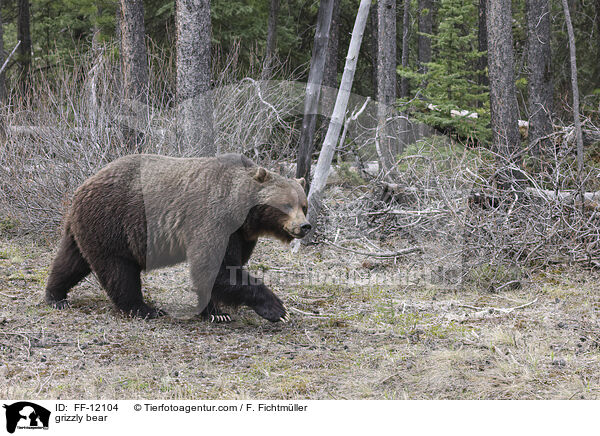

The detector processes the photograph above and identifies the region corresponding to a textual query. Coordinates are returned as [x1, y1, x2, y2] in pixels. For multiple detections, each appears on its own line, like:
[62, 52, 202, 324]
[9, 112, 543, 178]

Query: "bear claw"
[127, 306, 167, 319]
[47, 299, 71, 310]
[208, 313, 232, 323]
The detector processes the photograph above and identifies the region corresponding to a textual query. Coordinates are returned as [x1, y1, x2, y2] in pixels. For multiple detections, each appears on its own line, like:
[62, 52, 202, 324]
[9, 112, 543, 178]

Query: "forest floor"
[1, 234, 600, 400]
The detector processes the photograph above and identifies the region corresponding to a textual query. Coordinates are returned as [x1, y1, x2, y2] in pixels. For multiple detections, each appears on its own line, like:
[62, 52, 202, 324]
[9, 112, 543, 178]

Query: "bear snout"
[287, 221, 312, 238]
[300, 222, 312, 234]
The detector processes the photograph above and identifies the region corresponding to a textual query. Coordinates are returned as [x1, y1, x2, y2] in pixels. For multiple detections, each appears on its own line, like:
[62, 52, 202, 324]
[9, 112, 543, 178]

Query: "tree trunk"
[596, 0, 600, 106]
[561, 0, 584, 189]
[377, 0, 398, 174]
[477, 0, 488, 87]
[0, 2, 6, 102]
[119, 0, 149, 152]
[398, 0, 412, 160]
[487, 0, 520, 170]
[321, 0, 341, 146]
[17, 0, 31, 99]
[378, 0, 396, 104]
[263, 0, 280, 78]
[119, 0, 148, 104]
[323, 0, 341, 91]
[526, 0, 553, 156]
[400, 0, 410, 98]
[115, 4, 122, 45]
[597, 0, 600, 75]
[295, 0, 335, 189]
[369, 1, 378, 97]
[417, 0, 432, 76]
[176, 0, 215, 156]
[303, 0, 371, 242]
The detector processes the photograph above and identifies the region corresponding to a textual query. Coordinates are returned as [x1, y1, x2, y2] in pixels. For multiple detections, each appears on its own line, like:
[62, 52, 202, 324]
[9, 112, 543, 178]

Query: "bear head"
[243, 167, 311, 242]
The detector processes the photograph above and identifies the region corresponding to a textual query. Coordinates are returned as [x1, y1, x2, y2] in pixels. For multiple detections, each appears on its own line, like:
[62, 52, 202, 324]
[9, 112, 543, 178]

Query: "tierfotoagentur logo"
[3, 402, 50, 433]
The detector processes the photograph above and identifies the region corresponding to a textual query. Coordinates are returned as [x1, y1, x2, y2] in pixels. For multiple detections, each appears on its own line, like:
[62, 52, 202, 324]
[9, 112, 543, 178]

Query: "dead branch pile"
[0, 43, 304, 233]
[314, 115, 600, 285]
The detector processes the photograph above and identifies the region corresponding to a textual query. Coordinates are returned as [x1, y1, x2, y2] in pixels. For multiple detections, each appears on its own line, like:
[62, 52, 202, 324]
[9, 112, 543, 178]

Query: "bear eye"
[302, 205, 307, 215]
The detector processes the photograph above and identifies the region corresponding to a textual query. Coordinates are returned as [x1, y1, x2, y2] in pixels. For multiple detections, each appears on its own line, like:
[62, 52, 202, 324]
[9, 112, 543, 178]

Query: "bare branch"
[0, 40, 21, 75]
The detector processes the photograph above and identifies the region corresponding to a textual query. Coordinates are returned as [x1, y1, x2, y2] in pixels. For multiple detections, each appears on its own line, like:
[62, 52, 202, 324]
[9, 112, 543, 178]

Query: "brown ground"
[1, 235, 600, 399]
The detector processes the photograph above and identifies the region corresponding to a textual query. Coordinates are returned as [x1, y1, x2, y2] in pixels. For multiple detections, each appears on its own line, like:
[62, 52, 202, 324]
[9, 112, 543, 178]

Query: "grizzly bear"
[44, 154, 310, 322]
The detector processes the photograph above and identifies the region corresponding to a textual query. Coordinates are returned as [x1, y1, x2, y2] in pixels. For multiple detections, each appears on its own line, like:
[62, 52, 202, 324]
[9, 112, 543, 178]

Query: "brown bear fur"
[45, 154, 310, 322]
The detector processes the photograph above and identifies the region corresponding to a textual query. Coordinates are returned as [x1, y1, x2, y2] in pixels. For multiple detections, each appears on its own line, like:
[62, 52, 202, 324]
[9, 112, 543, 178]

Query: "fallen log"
[525, 187, 600, 210]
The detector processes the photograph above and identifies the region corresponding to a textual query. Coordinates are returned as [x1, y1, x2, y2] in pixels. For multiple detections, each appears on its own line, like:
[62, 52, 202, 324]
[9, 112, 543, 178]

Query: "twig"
[0, 291, 19, 299]
[377, 372, 401, 385]
[458, 297, 538, 314]
[359, 208, 447, 216]
[0, 331, 31, 358]
[322, 240, 423, 258]
[240, 77, 288, 127]
[36, 370, 55, 395]
[0, 40, 21, 75]
[289, 306, 328, 318]
[494, 280, 521, 292]
[338, 97, 371, 150]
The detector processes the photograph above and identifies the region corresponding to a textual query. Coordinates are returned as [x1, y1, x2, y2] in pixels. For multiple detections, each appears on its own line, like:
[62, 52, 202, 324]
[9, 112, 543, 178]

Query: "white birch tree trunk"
[301, 0, 371, 243]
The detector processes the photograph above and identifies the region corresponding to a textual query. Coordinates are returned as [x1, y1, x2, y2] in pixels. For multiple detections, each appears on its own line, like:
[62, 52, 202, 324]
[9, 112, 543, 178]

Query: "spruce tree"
[401, 0, 490, 143]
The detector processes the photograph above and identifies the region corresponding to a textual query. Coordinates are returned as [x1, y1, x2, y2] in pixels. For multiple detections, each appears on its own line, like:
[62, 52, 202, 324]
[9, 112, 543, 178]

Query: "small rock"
[552, 358, 566, 367]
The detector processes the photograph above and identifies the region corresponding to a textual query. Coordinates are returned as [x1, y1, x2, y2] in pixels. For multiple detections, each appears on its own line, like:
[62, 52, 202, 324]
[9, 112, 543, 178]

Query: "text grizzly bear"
[45, 154, 310, 322]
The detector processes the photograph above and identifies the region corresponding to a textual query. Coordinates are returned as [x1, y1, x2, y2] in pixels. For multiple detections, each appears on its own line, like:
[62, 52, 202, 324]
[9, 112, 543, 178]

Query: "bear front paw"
[252, 295, 290, 323]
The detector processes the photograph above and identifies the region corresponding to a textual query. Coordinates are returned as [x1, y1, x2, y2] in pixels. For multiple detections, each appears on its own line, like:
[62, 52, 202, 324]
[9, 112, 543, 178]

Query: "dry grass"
[2, 233, 600, 400]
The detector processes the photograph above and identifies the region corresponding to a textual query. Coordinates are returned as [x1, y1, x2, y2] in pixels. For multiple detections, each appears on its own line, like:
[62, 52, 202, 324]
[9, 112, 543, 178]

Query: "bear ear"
[253, 167, 270, 183]
[295, 177, 306, 189]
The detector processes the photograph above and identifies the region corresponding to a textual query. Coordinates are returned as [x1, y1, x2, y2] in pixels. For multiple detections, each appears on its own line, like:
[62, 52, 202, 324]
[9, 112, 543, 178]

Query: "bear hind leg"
[91, 257, 166, 319]
[45, 232, 91, 309]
